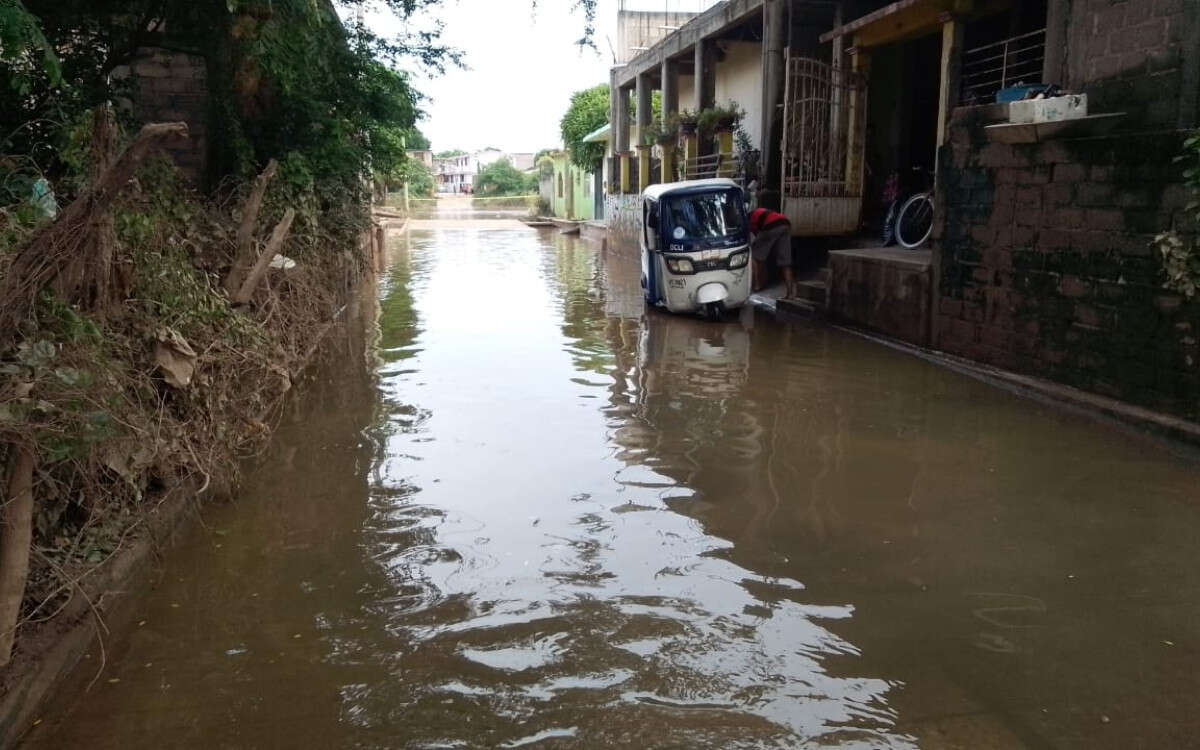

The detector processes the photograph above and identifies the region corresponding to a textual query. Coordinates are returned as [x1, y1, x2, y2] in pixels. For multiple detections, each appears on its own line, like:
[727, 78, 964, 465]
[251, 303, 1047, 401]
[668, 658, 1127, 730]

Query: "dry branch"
[225, 159, 278, 295]
[233, 208, 295, 305]
[0, 119, 189, 340]
[0, 446, 36, 667]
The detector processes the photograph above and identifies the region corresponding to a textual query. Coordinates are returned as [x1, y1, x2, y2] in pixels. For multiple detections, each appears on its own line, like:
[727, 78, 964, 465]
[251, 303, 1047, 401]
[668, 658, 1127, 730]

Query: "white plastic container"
[1008, 94, 1088, 124]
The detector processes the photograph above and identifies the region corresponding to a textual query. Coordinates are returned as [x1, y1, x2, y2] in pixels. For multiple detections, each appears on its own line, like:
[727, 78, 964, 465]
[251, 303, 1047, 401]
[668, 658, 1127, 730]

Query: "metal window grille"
[959, 28, 1047, 105]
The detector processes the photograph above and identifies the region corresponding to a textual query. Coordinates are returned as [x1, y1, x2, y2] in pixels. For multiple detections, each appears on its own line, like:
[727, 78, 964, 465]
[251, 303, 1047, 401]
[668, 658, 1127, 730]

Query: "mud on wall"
[605, 194, 641, 255]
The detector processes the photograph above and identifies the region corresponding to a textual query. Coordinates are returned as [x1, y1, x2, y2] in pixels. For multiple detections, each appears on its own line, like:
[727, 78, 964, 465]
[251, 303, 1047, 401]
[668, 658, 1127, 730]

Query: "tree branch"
[233, 208, 295, 306]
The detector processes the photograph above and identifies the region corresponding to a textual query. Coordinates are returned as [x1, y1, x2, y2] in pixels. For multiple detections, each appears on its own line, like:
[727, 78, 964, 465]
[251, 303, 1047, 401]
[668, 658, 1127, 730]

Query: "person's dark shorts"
[751, 224, 792, 266]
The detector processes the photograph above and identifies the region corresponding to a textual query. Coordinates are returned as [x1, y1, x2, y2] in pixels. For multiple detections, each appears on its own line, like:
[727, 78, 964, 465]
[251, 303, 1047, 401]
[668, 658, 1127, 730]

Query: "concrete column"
[620, 153, 632, 194]
[635, 72, 652, 146]
[693, 40, 715, 112]
[661, 146, 675, 184]
[761, 0, 785, 191]
[637, 144, 652, 189]
[935, 16, 965, 150]
[828, 3, 845, 174]
[615, 85, 630, 154]
[845, 48, 870, 195]
[683, 133, 699, 178]
[716, 130, 734, 177]
[661, 58, 678, 119]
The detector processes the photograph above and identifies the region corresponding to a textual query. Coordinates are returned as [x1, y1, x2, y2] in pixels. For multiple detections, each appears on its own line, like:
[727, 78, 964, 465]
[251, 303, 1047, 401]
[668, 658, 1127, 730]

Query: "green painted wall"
[551, 154, 594, 221]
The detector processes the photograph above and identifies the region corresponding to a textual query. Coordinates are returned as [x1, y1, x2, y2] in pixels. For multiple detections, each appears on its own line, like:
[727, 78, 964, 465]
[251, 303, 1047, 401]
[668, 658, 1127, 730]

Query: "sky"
[368, 0, 622, 155]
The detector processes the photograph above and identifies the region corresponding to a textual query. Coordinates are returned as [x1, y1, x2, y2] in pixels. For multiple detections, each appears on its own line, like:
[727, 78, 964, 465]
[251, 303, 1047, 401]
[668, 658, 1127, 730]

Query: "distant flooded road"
[26, 212, 1200, 748]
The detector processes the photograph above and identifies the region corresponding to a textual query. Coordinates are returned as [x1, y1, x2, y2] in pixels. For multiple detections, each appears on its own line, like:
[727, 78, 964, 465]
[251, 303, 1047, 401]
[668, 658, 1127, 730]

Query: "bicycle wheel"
[895, 192, 934, 249]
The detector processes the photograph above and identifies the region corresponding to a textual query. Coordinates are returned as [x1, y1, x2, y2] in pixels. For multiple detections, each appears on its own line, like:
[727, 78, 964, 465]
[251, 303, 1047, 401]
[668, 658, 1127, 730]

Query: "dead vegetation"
[0, 106, 371, 668]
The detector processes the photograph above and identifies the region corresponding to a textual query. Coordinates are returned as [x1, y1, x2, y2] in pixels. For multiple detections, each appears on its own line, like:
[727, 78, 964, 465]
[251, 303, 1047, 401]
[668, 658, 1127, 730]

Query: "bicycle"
[881, 167, 935, 249]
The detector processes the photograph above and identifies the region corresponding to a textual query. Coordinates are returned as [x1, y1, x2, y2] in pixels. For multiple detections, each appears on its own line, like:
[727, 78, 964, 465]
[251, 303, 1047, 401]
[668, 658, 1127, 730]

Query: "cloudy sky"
[368, 0, 622, 155]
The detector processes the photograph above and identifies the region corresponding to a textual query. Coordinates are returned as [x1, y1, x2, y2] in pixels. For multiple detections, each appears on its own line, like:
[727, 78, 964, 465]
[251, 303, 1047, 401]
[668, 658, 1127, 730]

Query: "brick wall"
[116, 47, 209, 185]
[934, 105, 1199, 419]
[931, 0, 1200, 420]
[1061, 0, 1195, 129]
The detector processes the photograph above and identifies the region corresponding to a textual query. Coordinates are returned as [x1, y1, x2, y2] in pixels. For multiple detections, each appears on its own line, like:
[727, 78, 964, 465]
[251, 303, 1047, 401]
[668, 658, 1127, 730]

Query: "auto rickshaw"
[640, 178, 751, 319]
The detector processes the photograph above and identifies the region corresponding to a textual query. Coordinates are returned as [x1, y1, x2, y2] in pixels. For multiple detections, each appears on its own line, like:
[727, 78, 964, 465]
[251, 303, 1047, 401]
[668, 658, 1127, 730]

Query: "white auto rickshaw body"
[639, 179, 751, 316]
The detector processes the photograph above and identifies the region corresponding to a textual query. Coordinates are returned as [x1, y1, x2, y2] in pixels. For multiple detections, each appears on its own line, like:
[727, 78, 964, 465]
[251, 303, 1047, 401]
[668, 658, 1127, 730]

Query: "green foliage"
[404, 126, 431, 150]
[697, 101, 744, 136]
[474, 158, 536, 197]
[436, 149, 467, 158]
[1153, 132, 1200, 298]
[0, 0, 60, 91]
[560, 83, 609, 172]
[678, 108, 699, 133]
[402, 156, 435, 197]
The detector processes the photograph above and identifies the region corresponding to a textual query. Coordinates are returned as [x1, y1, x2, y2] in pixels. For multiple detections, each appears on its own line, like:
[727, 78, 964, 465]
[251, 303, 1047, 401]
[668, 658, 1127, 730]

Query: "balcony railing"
[959, 28, 1046, 105]
[683, 151, 758, 187]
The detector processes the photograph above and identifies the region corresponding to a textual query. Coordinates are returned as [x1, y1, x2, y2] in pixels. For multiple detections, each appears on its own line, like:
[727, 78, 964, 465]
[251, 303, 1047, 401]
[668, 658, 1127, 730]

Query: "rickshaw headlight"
[728, 250, 749, 269]
[666, 257, 694, 274]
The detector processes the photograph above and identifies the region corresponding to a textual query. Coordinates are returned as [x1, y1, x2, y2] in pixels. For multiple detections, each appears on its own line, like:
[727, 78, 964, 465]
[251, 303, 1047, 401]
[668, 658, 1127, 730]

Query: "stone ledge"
[829, 247, 932, 269]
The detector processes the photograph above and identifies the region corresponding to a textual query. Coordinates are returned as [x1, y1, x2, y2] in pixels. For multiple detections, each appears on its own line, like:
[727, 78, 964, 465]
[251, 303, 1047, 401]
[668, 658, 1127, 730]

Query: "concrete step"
[794, 279, 827, 307]
[776, 296, 823, 317]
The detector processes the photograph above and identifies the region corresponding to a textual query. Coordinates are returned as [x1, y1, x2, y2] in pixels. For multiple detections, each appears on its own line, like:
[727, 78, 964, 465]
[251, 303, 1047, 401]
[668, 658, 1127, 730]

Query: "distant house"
[508, 153, 536, 171]
[434, 148, 518, 193]
[406, 149, 434, 169]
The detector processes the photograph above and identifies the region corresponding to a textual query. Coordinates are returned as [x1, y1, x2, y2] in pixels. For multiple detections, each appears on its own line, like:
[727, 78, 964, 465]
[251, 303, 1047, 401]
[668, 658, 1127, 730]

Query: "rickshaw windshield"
[663, 189, 744, 242]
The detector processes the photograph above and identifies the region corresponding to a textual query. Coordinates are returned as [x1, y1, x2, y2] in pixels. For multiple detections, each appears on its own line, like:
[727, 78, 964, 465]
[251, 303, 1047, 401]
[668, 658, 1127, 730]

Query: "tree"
[403, 157, 435, 197]
[560, 84, 609, 172]
[436, 149, 467, 159]
[403, 126, 431, 150]
[475, 158, 536, 197]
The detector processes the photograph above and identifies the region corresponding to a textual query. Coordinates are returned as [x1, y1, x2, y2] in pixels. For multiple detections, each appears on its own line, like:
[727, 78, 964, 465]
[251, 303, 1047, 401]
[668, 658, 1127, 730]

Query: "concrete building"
[615, 1, 712, 64]
[604, 0, 1200, 425]
[406, 149, 434, 170]
[434, 148, 508, 193]
[508, 152, 536, 171]
[549, 152, 599, 222]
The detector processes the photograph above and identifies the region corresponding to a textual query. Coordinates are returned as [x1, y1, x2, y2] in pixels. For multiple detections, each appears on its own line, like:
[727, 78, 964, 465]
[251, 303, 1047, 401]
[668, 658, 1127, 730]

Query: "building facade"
[550, 152, 597, 222]
[603, 0, 1200, 423]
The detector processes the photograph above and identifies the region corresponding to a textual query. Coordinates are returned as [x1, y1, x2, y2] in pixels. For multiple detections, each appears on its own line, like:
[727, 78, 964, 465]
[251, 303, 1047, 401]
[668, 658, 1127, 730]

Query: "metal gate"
[781, 56, 868, 235]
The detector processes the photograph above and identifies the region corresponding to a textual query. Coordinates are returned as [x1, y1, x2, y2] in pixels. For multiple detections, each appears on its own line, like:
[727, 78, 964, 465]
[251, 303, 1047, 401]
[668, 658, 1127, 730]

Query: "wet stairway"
[777, 266, 830, 316]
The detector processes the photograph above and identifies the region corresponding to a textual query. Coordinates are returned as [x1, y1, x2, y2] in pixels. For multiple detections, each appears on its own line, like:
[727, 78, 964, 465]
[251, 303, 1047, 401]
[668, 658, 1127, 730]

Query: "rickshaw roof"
[641, 178, 742, 202]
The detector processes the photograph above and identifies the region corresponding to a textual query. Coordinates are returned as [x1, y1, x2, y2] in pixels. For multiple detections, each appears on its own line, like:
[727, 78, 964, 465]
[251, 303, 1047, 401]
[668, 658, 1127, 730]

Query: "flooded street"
[26, 216, 1200, 749]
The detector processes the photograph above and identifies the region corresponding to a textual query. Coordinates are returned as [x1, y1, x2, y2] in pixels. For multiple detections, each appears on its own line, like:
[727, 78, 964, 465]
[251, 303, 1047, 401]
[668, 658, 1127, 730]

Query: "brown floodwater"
[23, 221, 1200, 749]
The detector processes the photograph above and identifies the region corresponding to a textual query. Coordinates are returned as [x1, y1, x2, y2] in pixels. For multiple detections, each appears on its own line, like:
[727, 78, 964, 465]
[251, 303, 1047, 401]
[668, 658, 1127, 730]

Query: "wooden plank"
[819, 0, 927, 43]
[820, 0, 978, 49]
[935, 17, 965, 150]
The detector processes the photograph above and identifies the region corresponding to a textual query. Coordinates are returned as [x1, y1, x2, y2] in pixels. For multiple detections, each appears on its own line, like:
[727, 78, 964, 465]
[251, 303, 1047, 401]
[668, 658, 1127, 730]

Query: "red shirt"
[749, 208, 789, 233]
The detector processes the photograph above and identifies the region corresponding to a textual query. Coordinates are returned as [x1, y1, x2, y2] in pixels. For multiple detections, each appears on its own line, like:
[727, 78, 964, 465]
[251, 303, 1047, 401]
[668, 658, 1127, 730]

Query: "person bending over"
[748, 206, 794, 298]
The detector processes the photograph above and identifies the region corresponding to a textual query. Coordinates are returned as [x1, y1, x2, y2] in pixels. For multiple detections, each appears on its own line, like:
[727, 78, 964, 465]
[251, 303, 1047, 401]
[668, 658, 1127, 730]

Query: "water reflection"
[344, 229, 910, 748]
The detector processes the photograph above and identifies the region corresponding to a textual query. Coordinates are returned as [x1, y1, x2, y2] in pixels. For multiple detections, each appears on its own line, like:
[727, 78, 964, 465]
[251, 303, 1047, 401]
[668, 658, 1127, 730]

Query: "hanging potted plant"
[713, 101, 745, 133]
[696, 107, 720, 138]
[677, 109, 699, 135]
